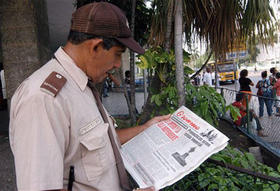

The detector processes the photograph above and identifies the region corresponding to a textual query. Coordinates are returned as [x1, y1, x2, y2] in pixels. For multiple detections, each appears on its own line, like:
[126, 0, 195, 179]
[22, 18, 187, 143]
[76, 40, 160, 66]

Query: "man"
[203, 67, 212, 86]
[269, 67, 278, 86]
[9, 2, 169, 191]
[269, 67, 278, 112]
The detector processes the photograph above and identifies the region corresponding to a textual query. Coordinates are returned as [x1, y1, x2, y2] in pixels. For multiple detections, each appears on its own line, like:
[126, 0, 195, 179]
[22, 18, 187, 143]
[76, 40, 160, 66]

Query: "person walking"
[256, 71, 273, 117]
[203, 67, 212, 86]
[239, 69, 254, 106]
[273, 72, 280, 116]
[9, 2, 169, 191]
[269, 67, 277, 86]
[269, 67, 278, 112]
[239, 69, 254, 92]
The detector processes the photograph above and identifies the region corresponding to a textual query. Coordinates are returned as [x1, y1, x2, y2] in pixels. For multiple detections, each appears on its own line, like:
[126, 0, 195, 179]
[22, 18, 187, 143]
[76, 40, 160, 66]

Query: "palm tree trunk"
[164, 0, 174, 52]
[129, 0, 137, 124]
[214, 59, 218, 89]
[174, 0, 185, 106]
[117, 67, 135, 125]
[0, 0, 50, 110]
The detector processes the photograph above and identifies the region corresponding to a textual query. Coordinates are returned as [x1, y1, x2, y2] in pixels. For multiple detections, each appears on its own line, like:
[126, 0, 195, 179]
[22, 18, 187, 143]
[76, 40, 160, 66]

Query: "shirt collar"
[54, 47, 88, 91]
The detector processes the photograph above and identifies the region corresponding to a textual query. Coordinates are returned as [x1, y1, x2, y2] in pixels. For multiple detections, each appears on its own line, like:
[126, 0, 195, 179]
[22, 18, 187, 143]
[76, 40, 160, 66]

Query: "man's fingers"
[154, 114, 171, 122]
[143, 114, 172, 131]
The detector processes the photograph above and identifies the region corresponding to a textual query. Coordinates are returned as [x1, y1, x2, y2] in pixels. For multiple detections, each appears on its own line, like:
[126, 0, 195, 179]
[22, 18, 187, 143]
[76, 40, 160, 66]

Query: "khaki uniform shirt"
[9, 47, 122, 191]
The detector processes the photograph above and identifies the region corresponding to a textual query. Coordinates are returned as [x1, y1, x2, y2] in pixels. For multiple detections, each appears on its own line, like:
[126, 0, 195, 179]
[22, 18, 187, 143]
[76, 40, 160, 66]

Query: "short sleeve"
[10, 93, 69, 190]
[247, 78, 252, 84]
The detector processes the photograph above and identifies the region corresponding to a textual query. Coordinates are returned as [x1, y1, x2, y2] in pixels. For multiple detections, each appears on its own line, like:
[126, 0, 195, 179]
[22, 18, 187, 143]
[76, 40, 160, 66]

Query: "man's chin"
[90, 73, 107, 84]
[98, 75, 108, 83]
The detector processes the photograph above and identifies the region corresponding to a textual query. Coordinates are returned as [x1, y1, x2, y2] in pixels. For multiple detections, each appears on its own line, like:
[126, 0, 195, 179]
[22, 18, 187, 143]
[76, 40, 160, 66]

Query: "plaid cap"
[71, 2, 145, 54]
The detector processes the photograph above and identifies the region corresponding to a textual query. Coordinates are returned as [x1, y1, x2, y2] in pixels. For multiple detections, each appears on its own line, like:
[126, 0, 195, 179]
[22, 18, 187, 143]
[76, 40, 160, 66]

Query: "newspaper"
[120, 106, 229, 190]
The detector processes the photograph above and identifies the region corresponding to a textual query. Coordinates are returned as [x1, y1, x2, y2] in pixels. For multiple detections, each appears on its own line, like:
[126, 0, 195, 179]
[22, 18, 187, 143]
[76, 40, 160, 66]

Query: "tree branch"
[190, 50, 213, 80]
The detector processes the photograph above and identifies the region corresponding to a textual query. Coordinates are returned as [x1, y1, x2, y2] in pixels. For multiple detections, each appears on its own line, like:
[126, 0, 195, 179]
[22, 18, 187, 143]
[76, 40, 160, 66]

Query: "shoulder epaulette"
[40, 71, 67, 97]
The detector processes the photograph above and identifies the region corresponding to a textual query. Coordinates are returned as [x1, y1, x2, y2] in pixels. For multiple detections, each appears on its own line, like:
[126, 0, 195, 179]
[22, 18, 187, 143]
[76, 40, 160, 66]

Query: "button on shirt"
[9, 47, 122, 191]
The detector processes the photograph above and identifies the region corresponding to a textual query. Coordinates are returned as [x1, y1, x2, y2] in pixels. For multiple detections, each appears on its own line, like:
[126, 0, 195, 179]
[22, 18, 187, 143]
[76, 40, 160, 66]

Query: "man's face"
[86, 44, 125, 83]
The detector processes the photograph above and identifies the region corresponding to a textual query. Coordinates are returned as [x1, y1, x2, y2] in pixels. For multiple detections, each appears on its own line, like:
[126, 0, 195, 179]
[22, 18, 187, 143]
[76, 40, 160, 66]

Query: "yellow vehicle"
[208, 60, 239, 84]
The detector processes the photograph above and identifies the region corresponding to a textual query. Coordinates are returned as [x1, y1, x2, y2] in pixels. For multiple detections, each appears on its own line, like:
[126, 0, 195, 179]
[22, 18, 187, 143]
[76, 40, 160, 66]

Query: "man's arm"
[116, 115, 170, 144]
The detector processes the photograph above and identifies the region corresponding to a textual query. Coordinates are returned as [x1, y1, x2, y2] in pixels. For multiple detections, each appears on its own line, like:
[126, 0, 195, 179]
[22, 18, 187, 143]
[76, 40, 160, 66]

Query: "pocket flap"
[80, 137, 105, 151]
[80, 123, 109, 151]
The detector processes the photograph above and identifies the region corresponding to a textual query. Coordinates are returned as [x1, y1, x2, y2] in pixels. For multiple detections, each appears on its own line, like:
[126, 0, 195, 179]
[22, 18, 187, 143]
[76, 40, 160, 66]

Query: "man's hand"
[117, 114, 171, 144]
[133, 186, 155, 191]
[141, 114, 171, 131]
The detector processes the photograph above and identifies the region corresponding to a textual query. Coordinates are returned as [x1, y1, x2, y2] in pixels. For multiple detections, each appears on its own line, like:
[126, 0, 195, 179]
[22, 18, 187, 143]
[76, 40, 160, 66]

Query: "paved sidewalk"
[103, 91, 145, 115]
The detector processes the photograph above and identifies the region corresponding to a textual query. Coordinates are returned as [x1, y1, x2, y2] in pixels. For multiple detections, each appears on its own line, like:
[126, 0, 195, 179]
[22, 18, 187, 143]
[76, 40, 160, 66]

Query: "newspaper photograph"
[120, 106, 229, 190]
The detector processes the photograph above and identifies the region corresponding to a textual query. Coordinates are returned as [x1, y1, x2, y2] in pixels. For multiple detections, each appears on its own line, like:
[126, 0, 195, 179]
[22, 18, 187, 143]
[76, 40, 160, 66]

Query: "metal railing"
[218, 87, 280, 158]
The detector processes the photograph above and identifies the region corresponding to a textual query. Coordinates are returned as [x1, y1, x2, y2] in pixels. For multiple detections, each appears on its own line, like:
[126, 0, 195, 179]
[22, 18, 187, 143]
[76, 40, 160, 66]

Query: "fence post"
[221, 88, 224, 98]
[246, 94, 250, 133]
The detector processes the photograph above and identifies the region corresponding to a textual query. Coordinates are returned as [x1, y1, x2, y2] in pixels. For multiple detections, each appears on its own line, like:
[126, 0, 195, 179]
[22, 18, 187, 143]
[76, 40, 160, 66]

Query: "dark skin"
[46, 39, 170, 191]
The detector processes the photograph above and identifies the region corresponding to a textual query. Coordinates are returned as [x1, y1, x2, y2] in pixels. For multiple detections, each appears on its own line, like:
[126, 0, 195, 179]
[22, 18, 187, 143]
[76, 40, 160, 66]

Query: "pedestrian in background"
[256, 71, 273, 118]
[239, 69, 254, 92]
[269, 67, 278, 112]
[102, 77, 109, 97]
[125, 70, 131, 99]
[269, 67, 277, 86]
[203, 67, 212, 86]
[239, 69, 254, 106]
[273, 72, 280, 116]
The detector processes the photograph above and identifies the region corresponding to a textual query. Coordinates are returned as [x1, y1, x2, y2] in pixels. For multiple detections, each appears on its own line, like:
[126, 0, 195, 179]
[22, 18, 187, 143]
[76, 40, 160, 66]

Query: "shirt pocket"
[80, 123, 114, 182]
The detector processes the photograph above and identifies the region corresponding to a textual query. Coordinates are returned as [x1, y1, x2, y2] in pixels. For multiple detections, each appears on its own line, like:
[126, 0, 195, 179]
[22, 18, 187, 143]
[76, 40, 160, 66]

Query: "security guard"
[9, 2, 169, 191]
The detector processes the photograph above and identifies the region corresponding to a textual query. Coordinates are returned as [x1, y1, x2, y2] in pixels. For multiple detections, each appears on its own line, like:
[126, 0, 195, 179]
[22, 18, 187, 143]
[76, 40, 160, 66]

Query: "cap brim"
[115, 37, 145, 54]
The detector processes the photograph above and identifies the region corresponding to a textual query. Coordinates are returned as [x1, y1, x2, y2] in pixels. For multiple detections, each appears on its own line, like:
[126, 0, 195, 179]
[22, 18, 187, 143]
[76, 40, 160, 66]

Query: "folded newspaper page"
[121, 106, 229, 190]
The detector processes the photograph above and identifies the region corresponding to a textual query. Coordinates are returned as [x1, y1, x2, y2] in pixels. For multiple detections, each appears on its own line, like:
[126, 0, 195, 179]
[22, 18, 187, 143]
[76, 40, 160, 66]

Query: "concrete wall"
[46, 0, 74, 52]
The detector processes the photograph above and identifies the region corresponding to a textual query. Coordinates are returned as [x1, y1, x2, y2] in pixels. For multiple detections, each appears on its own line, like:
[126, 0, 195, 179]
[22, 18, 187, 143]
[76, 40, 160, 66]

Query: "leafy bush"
[163, 146, 280, 191]
[151, 83, 226, 126]
[138, 47, 226, 127]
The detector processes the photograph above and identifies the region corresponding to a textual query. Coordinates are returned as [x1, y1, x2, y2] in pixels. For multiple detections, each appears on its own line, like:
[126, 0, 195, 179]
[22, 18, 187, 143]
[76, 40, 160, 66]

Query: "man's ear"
[88, 38, 103, 56]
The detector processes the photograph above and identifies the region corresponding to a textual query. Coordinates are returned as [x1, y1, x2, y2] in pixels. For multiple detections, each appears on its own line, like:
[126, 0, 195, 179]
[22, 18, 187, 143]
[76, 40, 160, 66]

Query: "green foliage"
[226, 104, 241, 121]
[163, 146, 280, 191]
[185, 85, 225, 126]
[151, 80, 226, 127]
[138, 47, 225, 127]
